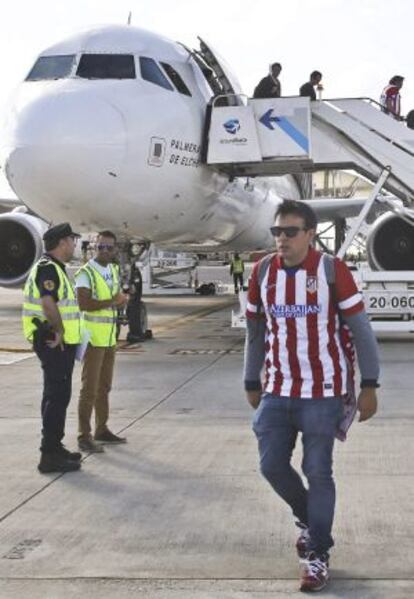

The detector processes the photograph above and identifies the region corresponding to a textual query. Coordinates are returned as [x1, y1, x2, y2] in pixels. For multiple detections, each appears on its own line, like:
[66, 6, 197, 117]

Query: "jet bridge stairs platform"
[204, 96, 414, 335]
[204, 95, 414, 205]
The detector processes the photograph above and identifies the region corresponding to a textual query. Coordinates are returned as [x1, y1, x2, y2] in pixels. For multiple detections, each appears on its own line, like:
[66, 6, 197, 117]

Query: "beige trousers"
[78, 345, 116, 439]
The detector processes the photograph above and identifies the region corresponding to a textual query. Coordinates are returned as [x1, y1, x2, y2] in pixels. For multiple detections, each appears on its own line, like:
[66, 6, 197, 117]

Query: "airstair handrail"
[316, 100, 414, 159]
[323, 96, 403, 121]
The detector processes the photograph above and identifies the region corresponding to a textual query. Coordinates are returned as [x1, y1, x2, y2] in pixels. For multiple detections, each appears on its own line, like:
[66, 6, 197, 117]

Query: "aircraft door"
[197, 37, 243, 106]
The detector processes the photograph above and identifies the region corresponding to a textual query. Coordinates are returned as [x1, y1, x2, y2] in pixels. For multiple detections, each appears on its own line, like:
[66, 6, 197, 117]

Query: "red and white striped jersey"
[380, 84, 401, 116]
[246, 248, 364, 398]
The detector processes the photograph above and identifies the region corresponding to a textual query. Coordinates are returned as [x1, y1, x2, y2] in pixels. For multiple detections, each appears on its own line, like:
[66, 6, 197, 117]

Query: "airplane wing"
[304, 196, 387, 222]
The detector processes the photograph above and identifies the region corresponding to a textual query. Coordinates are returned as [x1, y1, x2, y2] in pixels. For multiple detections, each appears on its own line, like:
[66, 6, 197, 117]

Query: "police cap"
[43, 222, 80, 244]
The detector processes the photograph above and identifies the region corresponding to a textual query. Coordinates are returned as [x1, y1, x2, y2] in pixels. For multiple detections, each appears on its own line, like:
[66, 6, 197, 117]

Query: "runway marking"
[0, 299, 241, 525]
[0, 347, 32, 353]
[117, 344, 145, 354]
[150, 298, 235, 335]
[116, 298, 236, 352]
[0, 351, 33, 365]
[169, 348, 243, 355]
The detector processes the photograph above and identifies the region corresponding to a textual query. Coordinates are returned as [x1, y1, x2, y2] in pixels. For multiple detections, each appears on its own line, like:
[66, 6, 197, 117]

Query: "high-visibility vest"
[75, 262, 120, 347]
[22, 257, 81, 344]
[232, 258, 244, 274]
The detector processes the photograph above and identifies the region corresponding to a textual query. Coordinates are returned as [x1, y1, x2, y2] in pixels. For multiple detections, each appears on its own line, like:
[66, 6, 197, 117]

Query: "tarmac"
[0, 283, 413, 598]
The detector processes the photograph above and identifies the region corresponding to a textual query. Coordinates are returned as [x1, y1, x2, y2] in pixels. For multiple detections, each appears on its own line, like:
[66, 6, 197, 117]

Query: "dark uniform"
[299, 81, 316, 101]
[22, 223, 82, 473]
[34, 255, 77, 455]
[253, 74, 281, 99]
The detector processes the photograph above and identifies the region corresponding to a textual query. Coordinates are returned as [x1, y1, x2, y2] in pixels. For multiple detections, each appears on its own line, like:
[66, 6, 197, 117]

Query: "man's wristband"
[360, 380, 380, 388]
[244, 380, 262, 391]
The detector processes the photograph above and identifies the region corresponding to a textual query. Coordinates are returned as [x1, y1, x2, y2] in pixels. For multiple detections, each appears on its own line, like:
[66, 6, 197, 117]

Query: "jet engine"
[0, 210, 48, 287]
[366, 211, 414, 271]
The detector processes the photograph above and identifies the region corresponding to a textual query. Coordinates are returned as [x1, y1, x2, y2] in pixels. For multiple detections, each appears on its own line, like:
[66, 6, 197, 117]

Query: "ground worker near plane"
[253, 62, 282, 98]
[75, 231, 128, 453]
[380, 75, 404, 120]
[244, 200, 379, 592]
[22, 223, 82, 474]
[230, 253, 245, 293]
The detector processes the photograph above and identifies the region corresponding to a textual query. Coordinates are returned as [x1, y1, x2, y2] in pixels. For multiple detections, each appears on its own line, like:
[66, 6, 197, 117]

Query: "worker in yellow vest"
[75, 231, 128, 453]
[230, 253, 245, 294]
[22, 223, 82, 474]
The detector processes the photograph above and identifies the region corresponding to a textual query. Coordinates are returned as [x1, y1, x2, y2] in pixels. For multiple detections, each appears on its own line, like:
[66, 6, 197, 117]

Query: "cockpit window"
[77, 54, 136, 79]
[160, 63, 192, 97]
[139, 57, 173, 91]
[26, 55, 76, 81]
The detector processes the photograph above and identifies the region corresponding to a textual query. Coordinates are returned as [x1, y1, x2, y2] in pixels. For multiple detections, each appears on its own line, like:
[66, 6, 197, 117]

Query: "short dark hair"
[274, 199, 317, 230]
[271, 62, 282, 70]
[310, 70, 322, 80]
[97, 230, 117, 242]
[44, 238, 59, 252]
[390, 75, 404, 85]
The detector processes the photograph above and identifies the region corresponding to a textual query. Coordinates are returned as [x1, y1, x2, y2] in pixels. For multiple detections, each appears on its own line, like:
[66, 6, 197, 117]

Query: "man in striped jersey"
[244, 200, 379, 592]
[380, 75, 404, 120]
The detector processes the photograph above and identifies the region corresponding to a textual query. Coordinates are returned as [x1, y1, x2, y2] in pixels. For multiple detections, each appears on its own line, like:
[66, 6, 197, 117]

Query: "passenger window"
[160, 62, 192, 96]
[139, 57, 173, 91]
[26, 55, 76, 81]
[77, 54, 136, 79]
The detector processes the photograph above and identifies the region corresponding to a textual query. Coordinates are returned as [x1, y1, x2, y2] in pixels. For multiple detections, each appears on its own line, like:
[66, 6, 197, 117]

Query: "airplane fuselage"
[2, 25, 300, 252]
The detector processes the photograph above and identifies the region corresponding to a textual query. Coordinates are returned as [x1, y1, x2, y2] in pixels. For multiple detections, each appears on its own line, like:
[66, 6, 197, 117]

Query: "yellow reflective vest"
[231, 258, 244, 274]
[75, 262, 120, 347]
[22, 257, 81, 344]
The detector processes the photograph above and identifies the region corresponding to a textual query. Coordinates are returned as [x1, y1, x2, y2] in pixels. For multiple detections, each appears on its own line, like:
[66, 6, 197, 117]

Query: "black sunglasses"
[270, 226, 309, 238]
[97, 243, 116, 251]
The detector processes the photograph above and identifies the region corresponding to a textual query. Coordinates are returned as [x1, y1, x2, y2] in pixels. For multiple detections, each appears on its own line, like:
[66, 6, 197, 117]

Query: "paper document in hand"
[75, 329, 91, 362]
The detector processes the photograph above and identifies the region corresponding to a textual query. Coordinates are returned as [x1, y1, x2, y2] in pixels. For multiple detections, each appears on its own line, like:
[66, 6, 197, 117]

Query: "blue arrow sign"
[259, 109, 309, 153]
[259, 109, 281, 130]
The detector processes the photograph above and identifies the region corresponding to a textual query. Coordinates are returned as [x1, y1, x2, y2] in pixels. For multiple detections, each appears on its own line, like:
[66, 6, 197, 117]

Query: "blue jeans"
[252, 393, 344, 555]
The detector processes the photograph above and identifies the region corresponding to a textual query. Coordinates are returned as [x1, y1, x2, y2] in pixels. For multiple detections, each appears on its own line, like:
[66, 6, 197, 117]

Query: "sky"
[0, 0, 413, 195]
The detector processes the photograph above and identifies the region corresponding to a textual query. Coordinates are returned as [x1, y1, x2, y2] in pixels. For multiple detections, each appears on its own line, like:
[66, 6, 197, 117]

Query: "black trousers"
[33, 334, 77, 453]
[233, 273, 244, 291]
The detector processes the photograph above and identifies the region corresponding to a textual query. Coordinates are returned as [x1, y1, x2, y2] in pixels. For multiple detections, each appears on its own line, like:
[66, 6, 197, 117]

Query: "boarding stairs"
[205, 96, 414, 205]
[208, 96, 414, 335]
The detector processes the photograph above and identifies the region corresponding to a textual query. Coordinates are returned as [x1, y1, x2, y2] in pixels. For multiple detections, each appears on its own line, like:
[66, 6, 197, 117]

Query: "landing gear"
[117, 242, 152, 343]
[126, 298, 148, 341]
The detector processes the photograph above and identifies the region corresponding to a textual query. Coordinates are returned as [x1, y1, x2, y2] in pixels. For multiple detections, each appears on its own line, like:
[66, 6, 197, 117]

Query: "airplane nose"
[3, 90, 127, 218]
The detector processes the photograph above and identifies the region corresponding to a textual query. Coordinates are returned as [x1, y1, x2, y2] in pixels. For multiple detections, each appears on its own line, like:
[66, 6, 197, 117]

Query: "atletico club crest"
[306, 276, 318, 294]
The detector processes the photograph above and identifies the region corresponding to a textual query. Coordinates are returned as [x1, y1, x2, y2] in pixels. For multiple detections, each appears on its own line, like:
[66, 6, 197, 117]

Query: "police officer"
[22, 223, 82, 473]
[75, 231, 128, 452]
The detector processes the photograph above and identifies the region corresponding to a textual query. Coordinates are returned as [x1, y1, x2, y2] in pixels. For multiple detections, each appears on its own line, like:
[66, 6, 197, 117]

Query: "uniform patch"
[306, 276, 318, 294]
[43, 280, 55, 291]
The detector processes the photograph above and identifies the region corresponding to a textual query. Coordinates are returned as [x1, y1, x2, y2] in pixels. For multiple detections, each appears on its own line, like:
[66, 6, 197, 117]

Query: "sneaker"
[296, 524, 310, 558]
[57, 445, 82, 462]
[94, 430, 127, 444]
[38, 452, 81, 474]
[78, 437, 105, 453]
[300, 552, 329, 593]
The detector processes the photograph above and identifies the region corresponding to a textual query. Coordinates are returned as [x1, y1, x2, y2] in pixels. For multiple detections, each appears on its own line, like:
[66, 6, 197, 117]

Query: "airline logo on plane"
[223, 119, 241, 135]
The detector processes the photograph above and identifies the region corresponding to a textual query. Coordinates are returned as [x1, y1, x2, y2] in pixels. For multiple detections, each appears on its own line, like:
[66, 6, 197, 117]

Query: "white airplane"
[0, 23, 413, 303]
